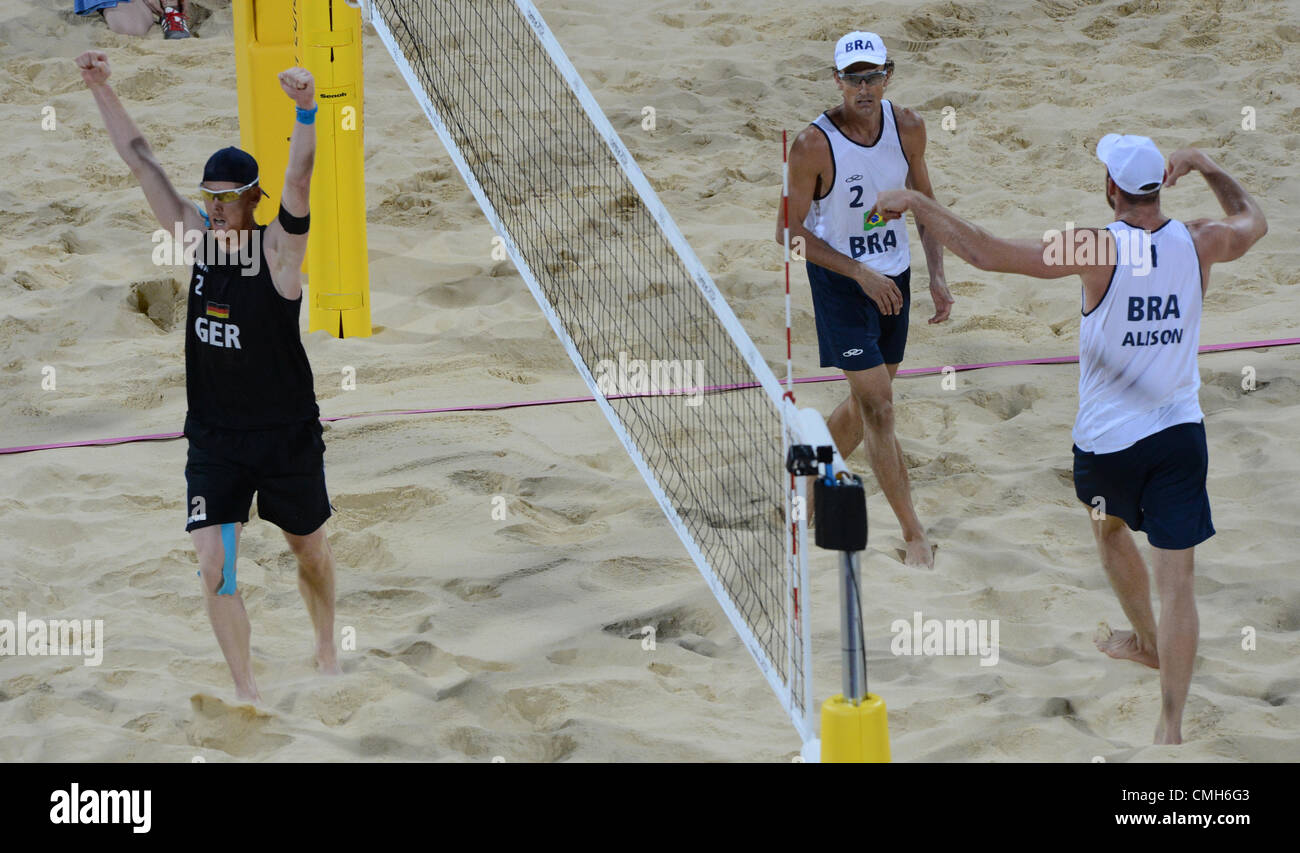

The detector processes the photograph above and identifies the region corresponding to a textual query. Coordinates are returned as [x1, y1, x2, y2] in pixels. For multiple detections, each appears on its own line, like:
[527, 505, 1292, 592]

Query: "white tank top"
[803, 102, 911, 276]
[1073, 219, 1204, 453]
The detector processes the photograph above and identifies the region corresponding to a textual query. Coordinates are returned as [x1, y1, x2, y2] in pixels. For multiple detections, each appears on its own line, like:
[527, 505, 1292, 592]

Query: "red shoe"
[161, 6, 191, 39]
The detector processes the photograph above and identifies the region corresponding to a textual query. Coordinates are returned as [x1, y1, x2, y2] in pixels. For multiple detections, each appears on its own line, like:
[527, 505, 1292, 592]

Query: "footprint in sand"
[111, 69, 183, 102]
[187, 694, 291, 758]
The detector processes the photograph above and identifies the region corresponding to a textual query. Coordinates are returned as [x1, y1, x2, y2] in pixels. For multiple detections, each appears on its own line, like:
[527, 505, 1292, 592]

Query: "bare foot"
[903, 536, 934, 568]
[316, 643, 342, 676]
[235, 684, 262, 703]
[1153, 721, 1182, 745]
[1093, 622, 1158, 669]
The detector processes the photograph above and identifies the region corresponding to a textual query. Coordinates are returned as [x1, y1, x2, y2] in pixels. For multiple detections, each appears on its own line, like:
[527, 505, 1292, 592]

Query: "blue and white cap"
[1096, 134, 1165, 195]
[835, 31, 887, 70]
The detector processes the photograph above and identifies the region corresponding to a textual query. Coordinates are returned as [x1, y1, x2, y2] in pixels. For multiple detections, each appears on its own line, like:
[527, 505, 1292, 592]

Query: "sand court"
[0, 0, 1298, 761]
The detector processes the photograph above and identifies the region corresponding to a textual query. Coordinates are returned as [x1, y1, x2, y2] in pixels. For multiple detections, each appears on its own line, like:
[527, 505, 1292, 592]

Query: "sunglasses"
[198, 178, 259, 203]
[839, 69, 889, 87]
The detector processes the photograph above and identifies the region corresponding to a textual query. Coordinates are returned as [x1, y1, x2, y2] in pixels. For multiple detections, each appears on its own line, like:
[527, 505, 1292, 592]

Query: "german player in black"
[78, 50, 339, 701]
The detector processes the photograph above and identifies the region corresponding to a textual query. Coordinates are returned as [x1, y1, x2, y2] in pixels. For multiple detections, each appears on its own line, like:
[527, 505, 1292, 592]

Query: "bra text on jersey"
[1122, 294, 1183, 347]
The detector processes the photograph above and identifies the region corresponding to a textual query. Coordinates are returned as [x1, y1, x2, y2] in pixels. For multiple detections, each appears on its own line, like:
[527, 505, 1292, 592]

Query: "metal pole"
[840, 551, 867, 704]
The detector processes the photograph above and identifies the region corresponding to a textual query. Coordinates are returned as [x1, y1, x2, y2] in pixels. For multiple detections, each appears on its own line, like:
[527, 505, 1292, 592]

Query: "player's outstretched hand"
[278, 67, 315, 108]
[871, 189, 913, 223]
[76, 51, 110, 87]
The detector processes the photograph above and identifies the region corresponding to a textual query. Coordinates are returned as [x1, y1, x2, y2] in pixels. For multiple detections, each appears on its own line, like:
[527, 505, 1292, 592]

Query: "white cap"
[1096, 134, 1165, 195]
[835, 31, 887, 70]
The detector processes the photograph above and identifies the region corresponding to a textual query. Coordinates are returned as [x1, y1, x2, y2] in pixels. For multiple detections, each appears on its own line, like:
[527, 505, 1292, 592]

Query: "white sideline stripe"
[371, 4, 816, 743]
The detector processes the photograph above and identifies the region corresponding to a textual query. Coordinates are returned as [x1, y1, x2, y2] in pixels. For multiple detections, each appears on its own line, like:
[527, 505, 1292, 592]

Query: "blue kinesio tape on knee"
[217, 523, 238, 595]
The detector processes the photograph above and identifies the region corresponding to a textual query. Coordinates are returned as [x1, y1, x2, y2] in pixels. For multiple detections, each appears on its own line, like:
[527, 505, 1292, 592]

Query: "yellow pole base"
[300, 0, 372, 338]
[820, 693, 891, 763]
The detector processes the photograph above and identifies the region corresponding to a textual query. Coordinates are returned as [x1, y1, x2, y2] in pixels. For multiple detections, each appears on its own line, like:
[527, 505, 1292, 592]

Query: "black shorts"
[806, 262, 910, 371]
[1072, 420, 1214, 550]
[184, 416, 332, 536]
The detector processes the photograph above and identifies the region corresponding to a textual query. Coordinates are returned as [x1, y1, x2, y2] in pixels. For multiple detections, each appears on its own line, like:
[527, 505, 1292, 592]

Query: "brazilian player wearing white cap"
[779, 31, 954, 568]
[870, 137, 1268, 744]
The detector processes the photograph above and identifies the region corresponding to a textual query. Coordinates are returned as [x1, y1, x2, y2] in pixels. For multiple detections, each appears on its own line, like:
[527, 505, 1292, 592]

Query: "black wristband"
[278, 203, 310, 235]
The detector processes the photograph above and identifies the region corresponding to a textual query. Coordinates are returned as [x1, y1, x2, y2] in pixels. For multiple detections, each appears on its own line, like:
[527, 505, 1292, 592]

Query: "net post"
[839, 551, 866, 702]
[816, 463, 889, 762]
[793, 408, 891, 762]
[302, 0, 372, 338]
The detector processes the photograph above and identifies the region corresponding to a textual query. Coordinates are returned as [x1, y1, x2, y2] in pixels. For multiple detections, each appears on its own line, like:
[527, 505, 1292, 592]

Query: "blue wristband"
[295, 104, 318, 125]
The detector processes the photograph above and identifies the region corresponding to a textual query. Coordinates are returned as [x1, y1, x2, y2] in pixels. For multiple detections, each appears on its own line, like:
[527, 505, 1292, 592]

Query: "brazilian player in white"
[872, 138, 1267, 744]
[779, 32, 954, 568]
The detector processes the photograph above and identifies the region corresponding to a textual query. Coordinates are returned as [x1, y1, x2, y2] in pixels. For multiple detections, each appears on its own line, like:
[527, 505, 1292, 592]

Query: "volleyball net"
[366, 0, 816, 741]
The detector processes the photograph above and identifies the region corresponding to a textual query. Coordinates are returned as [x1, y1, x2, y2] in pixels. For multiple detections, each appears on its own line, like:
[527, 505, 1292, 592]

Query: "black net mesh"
[372, 0, 804, 721]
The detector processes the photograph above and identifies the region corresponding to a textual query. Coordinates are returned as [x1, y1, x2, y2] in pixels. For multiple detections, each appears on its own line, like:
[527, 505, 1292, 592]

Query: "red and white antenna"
[782, 129, 795, 404]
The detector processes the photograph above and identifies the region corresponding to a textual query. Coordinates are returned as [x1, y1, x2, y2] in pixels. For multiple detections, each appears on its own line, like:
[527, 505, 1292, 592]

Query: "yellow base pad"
[820, 693, 891, 763]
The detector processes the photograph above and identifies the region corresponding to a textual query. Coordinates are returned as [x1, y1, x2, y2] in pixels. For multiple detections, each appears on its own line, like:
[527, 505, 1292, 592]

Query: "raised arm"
[1166, 148, 1267, 267]
[77, 51, 203, 235]
[263, 68, 317, 301]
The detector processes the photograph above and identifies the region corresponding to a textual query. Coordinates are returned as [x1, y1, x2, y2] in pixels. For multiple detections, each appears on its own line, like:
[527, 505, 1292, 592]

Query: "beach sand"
[0, 0, 1297, 761]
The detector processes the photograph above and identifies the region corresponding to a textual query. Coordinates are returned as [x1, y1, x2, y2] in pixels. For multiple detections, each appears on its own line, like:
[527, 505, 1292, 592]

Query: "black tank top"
[184, 226, 319, 430]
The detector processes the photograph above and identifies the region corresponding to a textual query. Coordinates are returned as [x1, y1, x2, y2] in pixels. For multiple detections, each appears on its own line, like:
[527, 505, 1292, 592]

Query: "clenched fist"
[278, 67, 315, 109]
[76, 51, 111, 87]
[1163, 148, 1211, 188]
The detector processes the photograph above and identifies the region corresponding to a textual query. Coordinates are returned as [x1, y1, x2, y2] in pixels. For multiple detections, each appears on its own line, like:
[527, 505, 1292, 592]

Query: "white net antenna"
[368, 0, 815, 742]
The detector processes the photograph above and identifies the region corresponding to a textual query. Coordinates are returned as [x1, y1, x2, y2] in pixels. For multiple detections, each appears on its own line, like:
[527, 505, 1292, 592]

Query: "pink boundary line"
[4, 336, 1297, 456]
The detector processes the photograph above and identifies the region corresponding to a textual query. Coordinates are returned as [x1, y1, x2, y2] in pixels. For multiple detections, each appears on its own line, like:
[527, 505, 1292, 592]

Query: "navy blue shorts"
[184, 416, 333, 537]
[1073, 421, 1214, 550]
[806, 262, 910, 371]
